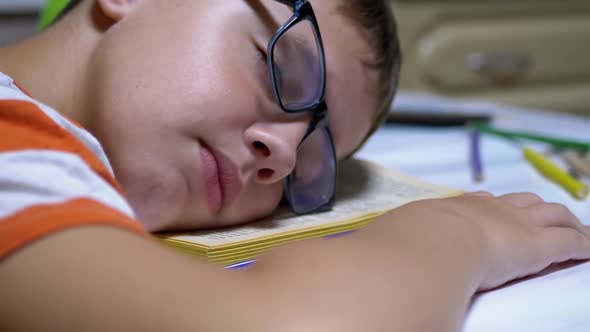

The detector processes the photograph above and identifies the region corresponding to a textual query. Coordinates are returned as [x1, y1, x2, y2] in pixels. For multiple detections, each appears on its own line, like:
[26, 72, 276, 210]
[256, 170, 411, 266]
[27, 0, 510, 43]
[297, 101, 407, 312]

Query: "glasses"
[268, 0, 336, 214]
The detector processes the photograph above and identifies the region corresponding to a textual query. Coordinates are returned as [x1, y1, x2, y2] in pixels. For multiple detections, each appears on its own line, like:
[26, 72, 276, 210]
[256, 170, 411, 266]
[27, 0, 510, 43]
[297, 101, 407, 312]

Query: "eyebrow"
[245, 1, 315, 63]
[244, 0, 282, 36]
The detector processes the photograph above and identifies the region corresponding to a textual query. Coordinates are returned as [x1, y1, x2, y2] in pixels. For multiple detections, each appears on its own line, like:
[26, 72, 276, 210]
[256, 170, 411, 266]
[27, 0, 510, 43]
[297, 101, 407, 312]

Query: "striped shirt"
[0, 72, 146, 259]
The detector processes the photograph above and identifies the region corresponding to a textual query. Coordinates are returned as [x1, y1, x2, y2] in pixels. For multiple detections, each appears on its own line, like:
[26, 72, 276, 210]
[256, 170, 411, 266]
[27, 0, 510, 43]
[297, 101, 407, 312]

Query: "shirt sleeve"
[0, 97, 147, 260]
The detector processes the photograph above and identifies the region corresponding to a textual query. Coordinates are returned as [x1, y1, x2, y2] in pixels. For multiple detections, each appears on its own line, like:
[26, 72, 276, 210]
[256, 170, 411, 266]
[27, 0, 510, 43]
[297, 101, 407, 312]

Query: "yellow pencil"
[523, 147, 589, 201]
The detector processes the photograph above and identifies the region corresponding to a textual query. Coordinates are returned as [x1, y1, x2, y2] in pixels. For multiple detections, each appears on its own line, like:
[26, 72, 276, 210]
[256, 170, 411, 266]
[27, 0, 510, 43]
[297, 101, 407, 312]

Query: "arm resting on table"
[0, 208, 485, 331]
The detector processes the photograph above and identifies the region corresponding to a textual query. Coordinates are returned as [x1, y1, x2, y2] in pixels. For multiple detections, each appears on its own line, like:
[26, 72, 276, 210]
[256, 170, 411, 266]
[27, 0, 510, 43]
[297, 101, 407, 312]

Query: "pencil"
[470, 130, 484, 182]
[473, 123, 590, 152]
[523, 147, 589, 200]
[562, 150, 590, 179]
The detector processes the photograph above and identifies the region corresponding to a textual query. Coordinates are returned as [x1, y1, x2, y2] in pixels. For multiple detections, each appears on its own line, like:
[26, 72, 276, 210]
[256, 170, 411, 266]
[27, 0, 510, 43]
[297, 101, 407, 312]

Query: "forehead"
[261, 0, 377, 159]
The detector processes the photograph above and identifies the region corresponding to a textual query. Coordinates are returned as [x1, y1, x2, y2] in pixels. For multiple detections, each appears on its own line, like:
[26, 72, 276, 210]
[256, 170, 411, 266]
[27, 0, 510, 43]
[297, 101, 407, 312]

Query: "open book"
[161, 159, 461, 265]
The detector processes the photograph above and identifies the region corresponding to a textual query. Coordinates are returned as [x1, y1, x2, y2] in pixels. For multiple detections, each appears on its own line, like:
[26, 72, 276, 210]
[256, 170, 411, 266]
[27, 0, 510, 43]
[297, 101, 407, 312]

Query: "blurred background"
[392, 0, 590, 115]
[0, 0, 43, 46]
[2, 0, 589, 115]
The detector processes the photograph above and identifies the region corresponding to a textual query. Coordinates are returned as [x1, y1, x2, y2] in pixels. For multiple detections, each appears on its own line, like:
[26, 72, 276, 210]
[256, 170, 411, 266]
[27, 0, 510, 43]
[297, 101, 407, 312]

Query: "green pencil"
[472, 123, 590, 152]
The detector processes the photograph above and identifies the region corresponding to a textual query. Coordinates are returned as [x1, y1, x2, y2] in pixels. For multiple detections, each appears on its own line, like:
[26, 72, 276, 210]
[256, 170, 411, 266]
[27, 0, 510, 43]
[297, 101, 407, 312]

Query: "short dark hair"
[338, 0, 402, 155]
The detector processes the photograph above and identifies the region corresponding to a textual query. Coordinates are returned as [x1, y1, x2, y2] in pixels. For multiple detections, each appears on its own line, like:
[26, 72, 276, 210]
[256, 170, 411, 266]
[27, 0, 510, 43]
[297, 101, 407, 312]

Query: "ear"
[96, 0, 140, 22]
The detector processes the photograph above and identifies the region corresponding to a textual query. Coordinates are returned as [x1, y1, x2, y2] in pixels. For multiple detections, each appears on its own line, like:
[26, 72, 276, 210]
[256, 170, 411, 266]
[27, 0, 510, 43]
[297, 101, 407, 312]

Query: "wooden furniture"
[392, 0, 590, 114]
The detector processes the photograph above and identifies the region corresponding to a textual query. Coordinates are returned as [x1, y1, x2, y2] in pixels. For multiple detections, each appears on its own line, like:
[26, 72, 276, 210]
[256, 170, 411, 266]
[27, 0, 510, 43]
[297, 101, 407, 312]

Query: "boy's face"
[84, 0, 376, 231]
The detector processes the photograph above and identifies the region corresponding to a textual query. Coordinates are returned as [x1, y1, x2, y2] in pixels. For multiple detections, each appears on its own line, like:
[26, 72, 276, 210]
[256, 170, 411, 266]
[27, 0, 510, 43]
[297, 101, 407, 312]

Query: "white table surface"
[356, 96, 590, 331]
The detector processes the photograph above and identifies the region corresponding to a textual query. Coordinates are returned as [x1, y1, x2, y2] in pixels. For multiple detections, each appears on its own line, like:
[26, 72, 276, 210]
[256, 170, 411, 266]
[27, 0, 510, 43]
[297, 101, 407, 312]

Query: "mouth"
[199, 140, 242, 216]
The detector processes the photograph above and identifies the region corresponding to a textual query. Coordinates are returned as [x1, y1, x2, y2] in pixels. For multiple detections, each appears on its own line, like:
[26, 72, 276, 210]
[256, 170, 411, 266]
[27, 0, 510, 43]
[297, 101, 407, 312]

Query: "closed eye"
[255, 45, 269, 69]
[254, 44, 274, 95]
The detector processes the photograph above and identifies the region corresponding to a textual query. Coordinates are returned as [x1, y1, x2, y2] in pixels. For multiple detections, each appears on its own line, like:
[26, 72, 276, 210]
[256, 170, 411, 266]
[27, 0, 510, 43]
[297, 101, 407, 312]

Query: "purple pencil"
[470, 129, 484, 182]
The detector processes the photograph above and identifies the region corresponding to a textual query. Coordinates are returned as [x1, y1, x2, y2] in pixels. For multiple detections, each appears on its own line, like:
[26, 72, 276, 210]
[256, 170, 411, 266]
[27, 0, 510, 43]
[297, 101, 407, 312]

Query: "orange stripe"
[0, 198, 147, 259]
[0, 99, 124, 194]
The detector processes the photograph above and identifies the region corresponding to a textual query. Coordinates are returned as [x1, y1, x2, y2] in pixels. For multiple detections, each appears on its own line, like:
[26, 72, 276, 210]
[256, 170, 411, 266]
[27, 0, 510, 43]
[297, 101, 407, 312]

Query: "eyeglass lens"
[272, 19, 324, 110]
[287, 126, 335, 212]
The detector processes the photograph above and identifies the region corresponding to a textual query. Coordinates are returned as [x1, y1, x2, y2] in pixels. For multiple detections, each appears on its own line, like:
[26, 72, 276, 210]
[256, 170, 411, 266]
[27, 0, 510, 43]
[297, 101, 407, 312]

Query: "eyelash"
[253, 42, 275, 96]
[255, 45, 269, 69]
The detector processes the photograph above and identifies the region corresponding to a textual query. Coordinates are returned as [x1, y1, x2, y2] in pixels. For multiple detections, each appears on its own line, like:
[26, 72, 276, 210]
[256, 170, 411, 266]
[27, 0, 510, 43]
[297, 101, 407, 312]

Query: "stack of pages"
[161, 159, 460, 265]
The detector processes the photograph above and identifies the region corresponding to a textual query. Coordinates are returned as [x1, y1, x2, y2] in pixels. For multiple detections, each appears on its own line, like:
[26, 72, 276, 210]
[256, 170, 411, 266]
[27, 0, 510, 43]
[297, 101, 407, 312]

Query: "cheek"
[324, 68, 375, 158]
[122, 166, 189, 232]
[84, 6, 282, 230]
[83, 44, 201, 231]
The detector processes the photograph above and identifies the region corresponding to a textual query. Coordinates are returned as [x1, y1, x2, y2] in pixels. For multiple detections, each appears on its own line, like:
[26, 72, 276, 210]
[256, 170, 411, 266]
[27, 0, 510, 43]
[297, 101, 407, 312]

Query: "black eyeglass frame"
[268, 0, 337, 214]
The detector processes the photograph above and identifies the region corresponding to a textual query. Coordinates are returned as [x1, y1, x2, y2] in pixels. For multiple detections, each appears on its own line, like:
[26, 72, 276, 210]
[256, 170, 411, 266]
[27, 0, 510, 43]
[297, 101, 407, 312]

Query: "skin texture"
[0, 0, 374, 232]
[1, 1, 590, 331]
[1, 193, 589, 331]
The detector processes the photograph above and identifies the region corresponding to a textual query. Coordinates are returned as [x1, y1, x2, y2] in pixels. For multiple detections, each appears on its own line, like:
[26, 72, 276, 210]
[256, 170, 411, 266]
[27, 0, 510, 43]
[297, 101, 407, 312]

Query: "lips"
[199, 141, 242, 216]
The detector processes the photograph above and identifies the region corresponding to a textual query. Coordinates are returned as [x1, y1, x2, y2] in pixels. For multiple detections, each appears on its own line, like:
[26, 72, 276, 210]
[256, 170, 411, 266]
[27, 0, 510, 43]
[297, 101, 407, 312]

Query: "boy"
[1, 0, 589, 330]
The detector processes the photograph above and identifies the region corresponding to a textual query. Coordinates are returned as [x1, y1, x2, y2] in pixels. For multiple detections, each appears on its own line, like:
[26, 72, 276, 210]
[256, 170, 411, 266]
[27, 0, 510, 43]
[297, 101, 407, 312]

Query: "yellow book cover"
[161, 159, 461, 265]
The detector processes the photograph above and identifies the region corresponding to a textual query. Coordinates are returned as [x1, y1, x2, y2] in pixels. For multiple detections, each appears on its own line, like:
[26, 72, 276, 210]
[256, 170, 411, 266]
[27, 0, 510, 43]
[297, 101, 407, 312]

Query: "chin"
[217, 195, 284, 227]
[121, 174, 188, 233]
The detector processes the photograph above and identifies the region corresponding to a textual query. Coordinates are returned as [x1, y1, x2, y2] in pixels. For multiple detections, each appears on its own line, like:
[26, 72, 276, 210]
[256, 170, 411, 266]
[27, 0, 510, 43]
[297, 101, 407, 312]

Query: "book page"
[168, 159, 461, 247]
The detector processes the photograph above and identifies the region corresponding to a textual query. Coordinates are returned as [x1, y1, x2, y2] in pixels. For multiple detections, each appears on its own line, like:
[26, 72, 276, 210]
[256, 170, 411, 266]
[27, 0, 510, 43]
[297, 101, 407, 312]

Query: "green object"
[38, 0, 72, 31]
[472, 122, 590, 152]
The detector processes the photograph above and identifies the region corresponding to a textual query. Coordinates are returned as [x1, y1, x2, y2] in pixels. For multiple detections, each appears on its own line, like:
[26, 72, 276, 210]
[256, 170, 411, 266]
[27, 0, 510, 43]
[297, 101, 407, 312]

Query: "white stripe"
[0, 150, 136, 220]
[0, 74, 114, 175]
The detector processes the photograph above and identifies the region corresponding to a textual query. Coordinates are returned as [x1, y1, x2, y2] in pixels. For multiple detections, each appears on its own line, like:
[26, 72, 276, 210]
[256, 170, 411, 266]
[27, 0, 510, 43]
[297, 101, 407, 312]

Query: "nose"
[244, 116, 310, 185]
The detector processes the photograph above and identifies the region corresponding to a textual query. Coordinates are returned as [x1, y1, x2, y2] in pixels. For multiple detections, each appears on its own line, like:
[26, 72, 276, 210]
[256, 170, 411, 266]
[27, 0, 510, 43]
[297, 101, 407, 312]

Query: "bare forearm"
[0, 208, 484, 331]
[251, 207, 485, 331]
